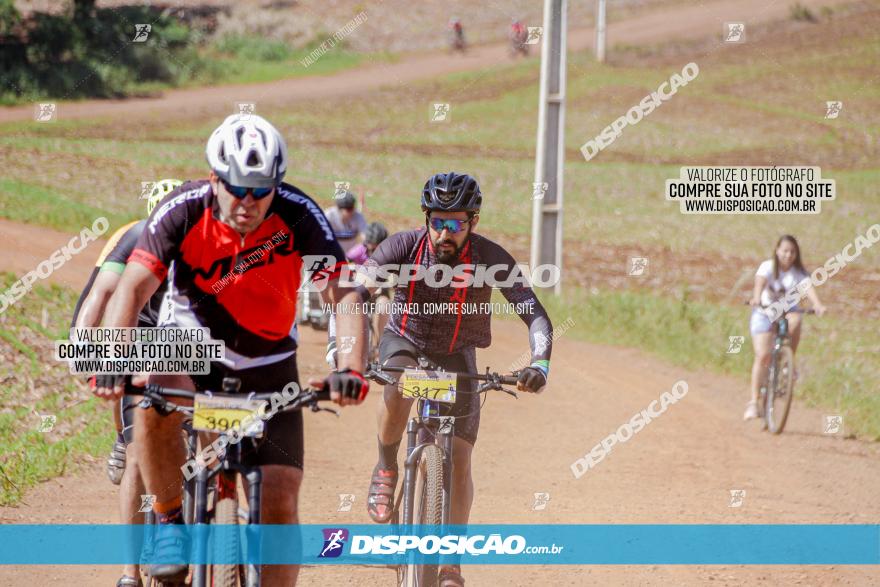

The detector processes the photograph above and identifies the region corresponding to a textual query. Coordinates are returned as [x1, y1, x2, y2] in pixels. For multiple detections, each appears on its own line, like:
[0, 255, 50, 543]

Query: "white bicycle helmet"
[147, 178, 183, 215]
[205, 114, 288, 188]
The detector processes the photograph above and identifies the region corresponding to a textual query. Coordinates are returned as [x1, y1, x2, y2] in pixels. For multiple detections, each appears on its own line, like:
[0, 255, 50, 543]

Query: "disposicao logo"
[319, 528, 349, 558]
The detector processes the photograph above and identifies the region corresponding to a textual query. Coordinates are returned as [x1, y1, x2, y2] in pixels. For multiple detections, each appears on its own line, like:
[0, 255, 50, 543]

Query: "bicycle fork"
[437, 418, 453, 528]
[401, 419, 420, 527]
[400, 416, 455, 528]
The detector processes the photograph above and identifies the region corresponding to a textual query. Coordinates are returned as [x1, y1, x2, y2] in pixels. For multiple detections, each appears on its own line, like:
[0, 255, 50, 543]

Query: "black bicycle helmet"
[421, 172, 482, 213]
[336, 190, 356, 209]
[365, 222, 389, 245]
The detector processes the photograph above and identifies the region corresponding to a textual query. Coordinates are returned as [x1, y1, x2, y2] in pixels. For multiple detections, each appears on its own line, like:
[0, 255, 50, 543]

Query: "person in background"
[324, 190, 368, 258]
[744, 234, 826, 420]
[326, 222, 392, 368]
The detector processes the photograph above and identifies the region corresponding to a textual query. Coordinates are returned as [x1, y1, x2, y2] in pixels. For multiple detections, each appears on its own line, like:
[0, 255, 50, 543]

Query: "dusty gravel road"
[0, 221, 878, 586]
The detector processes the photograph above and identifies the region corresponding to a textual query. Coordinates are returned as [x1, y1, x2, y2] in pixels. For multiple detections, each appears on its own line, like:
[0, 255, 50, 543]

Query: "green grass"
[0, 273, 113, 506]
[198, 35, 381, 86]
[0, 178, 129, 233]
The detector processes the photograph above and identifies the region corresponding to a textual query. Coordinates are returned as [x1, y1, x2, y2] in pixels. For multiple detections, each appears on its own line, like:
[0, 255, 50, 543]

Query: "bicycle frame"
[128, 380, 333, 587]
[191, 440, 263, 587]
[753, 304, 814, 433]
[367, 362, 517, 528]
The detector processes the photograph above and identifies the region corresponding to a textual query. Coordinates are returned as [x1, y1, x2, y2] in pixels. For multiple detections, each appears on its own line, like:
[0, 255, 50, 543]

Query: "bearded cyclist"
[363, 172, 552, 587]
[72, 179, 180, 587]
[94, 114, 370, 586]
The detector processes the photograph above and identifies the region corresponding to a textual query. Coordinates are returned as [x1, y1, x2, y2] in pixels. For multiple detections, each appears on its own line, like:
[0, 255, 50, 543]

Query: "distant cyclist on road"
[324, 189, 368, 259]
[744, 235, 826, 420]
[363, 172, 552, 587]
[72, 179, 181, 587]
[509, 18, 529, 56]
[94, 114, 370, 586]
[449, 16, 466, 53]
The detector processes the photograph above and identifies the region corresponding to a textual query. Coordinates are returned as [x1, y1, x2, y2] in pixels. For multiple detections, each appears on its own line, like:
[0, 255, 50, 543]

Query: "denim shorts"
[750, 306, 800, 336]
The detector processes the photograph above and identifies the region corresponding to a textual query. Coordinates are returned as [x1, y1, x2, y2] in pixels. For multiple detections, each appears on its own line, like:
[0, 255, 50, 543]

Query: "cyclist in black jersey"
[364, 172, 553, 587]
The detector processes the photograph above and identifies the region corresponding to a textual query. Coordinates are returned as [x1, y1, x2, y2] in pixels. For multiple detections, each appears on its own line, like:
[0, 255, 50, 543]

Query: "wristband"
[530, 360, 550, 379]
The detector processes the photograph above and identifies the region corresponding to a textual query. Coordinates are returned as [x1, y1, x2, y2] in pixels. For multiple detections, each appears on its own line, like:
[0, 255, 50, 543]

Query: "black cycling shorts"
[190, 359, 305, 470]
[378, 331, 481, 446]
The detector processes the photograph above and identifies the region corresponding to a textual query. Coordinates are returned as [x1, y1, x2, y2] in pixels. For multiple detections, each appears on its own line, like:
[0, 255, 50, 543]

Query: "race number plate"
[399, 369, 457, 403]
[192, 394, 265, 437]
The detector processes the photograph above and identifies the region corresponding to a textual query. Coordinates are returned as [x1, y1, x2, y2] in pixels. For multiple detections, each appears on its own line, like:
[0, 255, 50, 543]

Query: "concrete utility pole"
[531, 0, 567, 295]
[595, 0, 607, 62]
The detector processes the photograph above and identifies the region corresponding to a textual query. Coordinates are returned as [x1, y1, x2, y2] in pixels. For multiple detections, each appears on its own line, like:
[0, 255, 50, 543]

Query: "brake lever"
[311, 404, 340, 417]
[367, 368, 396, 386]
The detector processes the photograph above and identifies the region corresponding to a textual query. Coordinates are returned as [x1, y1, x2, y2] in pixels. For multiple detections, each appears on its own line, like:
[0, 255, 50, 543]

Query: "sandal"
[116, 575, 143, 587]
[367, 463, 398, 523]
[439, 565, 465, 587]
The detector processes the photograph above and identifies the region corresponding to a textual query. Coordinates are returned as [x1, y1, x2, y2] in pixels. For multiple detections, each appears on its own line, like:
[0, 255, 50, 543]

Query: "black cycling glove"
[327, 368, 369, 402]
[95, 374, 125, 392]
[517, 367, 547, 394]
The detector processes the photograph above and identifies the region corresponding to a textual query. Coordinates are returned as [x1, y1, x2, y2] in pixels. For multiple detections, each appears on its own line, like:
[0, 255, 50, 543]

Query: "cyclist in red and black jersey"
[363, 172, 553, 587]
[94, 114, 369, 585]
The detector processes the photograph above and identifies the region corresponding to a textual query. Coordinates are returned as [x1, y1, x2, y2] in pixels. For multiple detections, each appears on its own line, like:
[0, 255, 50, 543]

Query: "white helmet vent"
[206, 114, 288, 188]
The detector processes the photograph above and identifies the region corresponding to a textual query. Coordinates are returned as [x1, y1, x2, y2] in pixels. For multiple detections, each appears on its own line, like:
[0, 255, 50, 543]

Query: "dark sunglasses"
[220, 179, 275, 200]
[428, 217, 472, 234]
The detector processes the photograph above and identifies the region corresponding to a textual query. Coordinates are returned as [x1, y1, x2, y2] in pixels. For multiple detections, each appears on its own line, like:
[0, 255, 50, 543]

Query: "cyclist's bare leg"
[376, 354, 417, 449]
[245, 465, 303, 585]
[749, 333, 773, 403]
[113, 398, 123, 434]
[787, 312, 804, 353]
[135, 373, 189, 506]
[120, 442, 145, 578]
[450, 437, 473, 525]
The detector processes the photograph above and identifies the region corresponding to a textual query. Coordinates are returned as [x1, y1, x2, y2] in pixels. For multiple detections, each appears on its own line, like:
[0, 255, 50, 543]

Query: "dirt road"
[1, 215, 879, 585]
[2, 315, 879, 586]
[0, 0, 855, 125]
[1, 203, 878, 586]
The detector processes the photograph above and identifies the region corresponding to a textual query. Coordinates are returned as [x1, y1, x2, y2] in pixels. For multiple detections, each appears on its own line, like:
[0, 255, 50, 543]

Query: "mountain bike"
[752, 304, 814, 434]
[127, 378, 335, 587]
[367, 360, 519, 587]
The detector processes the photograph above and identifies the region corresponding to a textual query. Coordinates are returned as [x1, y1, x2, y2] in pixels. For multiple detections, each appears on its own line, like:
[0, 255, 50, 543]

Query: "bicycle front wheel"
[405, 444, 445, 587]
[211, 481, 241, 587]
[766, 345, 795, 434]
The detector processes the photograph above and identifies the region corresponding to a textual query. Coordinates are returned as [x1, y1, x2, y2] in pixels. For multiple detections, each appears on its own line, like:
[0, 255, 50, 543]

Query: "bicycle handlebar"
[367, 362, 518, 384]
[123, 381, 333, 412]
[744, 301, 816, 314]
[366, 362, 520, 397]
